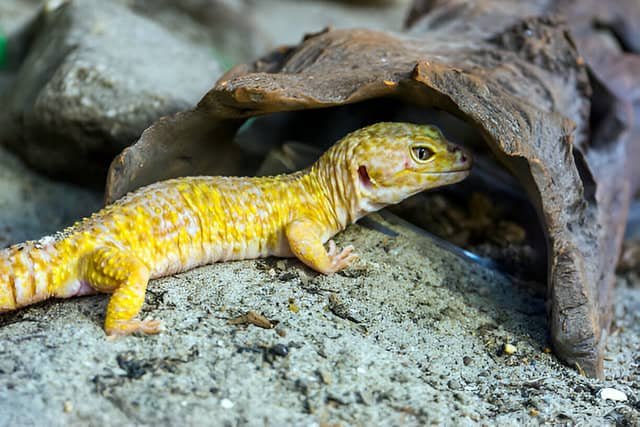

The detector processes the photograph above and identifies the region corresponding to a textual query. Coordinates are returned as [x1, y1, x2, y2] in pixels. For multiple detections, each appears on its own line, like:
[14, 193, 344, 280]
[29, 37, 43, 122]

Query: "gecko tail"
[0, 239, 59, 312]
[0, 246, 18, 312]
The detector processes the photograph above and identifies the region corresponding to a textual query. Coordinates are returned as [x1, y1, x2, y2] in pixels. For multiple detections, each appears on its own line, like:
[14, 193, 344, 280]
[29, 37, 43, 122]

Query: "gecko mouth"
[425, 169, 471, 176]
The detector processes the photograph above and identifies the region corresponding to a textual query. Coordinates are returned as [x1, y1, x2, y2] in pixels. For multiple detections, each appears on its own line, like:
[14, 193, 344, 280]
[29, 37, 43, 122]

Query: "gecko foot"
[326, 240, 358, 273]
[106, 318, 163, 338]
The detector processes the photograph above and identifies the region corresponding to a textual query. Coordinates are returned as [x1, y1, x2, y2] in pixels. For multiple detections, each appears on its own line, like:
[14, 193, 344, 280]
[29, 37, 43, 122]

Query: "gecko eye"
[411, 146, 435, 162]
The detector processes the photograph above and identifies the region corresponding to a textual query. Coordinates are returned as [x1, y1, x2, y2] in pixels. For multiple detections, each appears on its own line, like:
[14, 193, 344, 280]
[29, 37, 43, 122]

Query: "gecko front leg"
[81, 246, 160, 336]
[285, 219, 358, 274]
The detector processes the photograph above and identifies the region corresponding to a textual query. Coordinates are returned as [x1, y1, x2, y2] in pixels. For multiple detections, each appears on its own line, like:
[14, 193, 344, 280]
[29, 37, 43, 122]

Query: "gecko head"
[350, 122, 472, 206]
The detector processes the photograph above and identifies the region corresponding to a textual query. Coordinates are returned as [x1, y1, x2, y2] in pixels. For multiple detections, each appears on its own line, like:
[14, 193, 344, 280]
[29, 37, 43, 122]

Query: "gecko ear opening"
[358, 165, 372, 188]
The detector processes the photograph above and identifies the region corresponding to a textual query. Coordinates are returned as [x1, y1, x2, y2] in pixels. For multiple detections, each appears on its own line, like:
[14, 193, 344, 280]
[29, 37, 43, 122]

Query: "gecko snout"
[447, 144, 472, 170]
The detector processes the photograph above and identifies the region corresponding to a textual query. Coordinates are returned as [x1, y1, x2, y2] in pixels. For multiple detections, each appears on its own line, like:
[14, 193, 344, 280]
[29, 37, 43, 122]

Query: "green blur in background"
[0, 30, 6, 69]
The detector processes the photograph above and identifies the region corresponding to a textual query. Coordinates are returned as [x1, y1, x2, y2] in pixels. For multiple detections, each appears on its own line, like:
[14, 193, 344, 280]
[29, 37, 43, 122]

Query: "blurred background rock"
[0, 0, 412, 186]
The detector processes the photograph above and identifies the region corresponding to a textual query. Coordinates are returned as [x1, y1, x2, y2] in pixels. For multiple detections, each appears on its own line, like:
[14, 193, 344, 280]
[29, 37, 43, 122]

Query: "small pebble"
[220, 398, 234, 409]
[477, 287, 490, 297]
[356, 390, 373, 406]
[599, 387, 627, 402]
[503, 343, 517, 355]
[298, 270, 311, 286]
[447, 379, 462, 390]
[288, 297, 300, 313]
[63, 401, 73, 413]
[269, 343, 289, 357]
[228, 311, 274, 329]
[463, 356, 472, 366]
[318, 369, 332, 385]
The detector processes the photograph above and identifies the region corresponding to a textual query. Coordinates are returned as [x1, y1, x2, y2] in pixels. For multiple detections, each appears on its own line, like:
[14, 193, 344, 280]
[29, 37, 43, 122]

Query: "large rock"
[0, 0, 222, 184]
[119, 0, 270, 67]
[0, 145, 101, 247]
[0, 0, 39, 37]
[117, 0, 412, 76]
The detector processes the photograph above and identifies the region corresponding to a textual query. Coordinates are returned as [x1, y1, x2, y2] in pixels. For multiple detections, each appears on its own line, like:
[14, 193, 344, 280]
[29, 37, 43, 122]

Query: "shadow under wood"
[236, 100, 548, 285]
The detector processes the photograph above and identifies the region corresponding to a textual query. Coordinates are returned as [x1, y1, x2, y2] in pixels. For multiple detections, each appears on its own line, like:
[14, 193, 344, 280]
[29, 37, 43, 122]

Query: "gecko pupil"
[413, 146, 434, 161]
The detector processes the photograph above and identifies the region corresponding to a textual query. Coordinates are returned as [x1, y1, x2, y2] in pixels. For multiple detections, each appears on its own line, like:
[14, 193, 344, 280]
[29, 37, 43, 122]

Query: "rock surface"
[0, 0, 39, 36]
[119, 0, 270, 67]
[0, 0, 40, 94]
[0, 0, 222, 184]
[118, 0, 412, 67]
[0, 155, 639, 424]
[249, 0, 411, 46]
[0, 145, 101, 247]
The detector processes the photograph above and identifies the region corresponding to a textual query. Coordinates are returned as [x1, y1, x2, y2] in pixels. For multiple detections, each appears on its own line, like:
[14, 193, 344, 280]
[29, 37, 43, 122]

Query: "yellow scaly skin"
[0, 122, 472, 336]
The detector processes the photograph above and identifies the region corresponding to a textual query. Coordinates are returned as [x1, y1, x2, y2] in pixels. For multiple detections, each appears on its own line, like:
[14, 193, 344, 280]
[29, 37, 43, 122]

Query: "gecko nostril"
[460, 154, 467, 163]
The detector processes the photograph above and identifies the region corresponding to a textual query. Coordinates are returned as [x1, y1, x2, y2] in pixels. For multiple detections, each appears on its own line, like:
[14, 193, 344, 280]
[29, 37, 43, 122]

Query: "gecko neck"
[306, 138, 374, 230]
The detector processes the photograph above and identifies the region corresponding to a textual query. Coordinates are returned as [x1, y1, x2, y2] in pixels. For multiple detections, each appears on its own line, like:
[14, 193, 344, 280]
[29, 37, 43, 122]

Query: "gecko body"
[0, 122, 471, 336]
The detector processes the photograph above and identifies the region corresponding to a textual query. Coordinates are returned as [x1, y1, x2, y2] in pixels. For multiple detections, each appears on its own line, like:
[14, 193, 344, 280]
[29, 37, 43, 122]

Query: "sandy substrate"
[0, 147, 638, 426]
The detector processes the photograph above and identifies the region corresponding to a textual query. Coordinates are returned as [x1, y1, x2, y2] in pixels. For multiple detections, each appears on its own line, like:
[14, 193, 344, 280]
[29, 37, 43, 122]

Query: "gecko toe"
[328, 240, 337, 257]
[328, 245, 358, 272]
[106, 318, 163, 337]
